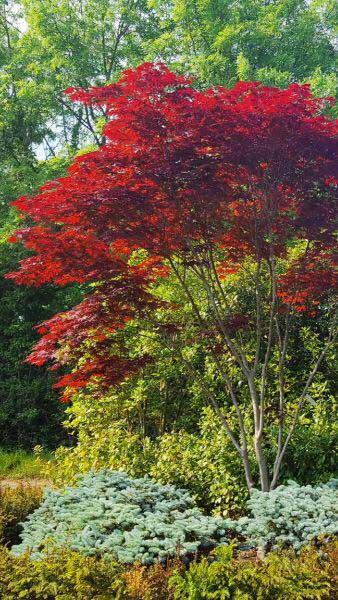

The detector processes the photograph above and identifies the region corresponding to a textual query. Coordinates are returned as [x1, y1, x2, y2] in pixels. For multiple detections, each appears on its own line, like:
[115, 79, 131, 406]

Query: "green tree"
[20, 0, 160, 150]
[149, 0, 337, 87]
[0, 154, 84, 449]
[0, 0, 160, 448]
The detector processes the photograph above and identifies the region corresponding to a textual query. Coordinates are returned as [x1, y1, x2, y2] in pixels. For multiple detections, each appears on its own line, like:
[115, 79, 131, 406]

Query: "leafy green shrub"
[46, 419, 157, 486]
[0, 239, 79, 451]
[0, 546, 125, 599]
[150, 409, 248, 516]
[0, 483, 43, 546]
[279, 423, 338, 486]
[226, 481, 338, 551]
[13, 470, 228, 564]
[170, 541, 338, 600]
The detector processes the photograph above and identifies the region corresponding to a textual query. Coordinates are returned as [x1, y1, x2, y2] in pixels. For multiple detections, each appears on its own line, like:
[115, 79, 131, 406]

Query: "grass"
[0, 449, 52, 480]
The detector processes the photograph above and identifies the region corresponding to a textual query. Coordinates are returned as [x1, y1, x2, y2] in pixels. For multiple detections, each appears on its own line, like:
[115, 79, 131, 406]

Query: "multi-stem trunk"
[168, 247, 336, 496]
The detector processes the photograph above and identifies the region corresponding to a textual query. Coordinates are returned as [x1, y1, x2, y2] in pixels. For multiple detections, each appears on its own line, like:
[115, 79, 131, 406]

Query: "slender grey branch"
[254, 260, 262, 372]
[192, 261, 251, 377]
[271, 318, 337, 488]
[273, 307, 290, 472]
[258, 255, 277, 434]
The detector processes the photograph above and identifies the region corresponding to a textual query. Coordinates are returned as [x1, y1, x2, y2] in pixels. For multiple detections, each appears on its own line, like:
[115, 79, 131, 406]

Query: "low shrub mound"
[226, 480, 338, 551]
[12, 470, 228, 564]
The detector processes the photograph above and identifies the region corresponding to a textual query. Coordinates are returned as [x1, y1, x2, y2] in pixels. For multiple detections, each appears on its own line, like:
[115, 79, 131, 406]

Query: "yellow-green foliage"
[0, 484, 43, 546]
[150, 412, 248, 516]
[170, 542, 338, 600]
[0, 542, 337, 599]
[0, 546, 177, 599]
[0, 547, 125, 599]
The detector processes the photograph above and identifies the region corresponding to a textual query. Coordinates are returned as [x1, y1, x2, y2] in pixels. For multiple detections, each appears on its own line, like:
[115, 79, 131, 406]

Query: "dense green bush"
[48, 412, 338, 522]
[13, 470, 228, 564]
[226, 481, 338, 551]
[170, 542, 338, 600]
[150, 410, 248, 516]
[271, 422, 338, 487]
[0, 212, 80, 451]
[0, 483, 43, 546]
[0, 546, 125, 600]
[48, 419, 157, 486]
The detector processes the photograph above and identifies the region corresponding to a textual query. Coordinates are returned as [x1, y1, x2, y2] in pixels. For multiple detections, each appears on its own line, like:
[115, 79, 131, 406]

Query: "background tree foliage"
[0, 0, 160, 448]
[149, 0, 337, 87]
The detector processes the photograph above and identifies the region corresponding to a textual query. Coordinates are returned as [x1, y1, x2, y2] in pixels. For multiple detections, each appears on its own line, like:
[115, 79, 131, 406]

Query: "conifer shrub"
[169, 541, 338, 600]
[12, 470, 228, 564]
[225, 480, 338, 551]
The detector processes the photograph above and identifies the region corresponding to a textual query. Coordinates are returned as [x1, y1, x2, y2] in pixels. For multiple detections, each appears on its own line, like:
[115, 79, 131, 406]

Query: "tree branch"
[271, 316, 337, 488]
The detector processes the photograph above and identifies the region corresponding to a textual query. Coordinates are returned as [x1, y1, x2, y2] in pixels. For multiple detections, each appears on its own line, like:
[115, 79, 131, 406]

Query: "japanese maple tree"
[7, 63, 337, 492]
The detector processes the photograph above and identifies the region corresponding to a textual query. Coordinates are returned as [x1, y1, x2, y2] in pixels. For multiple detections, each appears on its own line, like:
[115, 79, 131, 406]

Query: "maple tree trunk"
[254, 435, 270, 492]
[241, 447, 255, 492]
[168, 252, 338, 494]
[169, 255, 276, 493]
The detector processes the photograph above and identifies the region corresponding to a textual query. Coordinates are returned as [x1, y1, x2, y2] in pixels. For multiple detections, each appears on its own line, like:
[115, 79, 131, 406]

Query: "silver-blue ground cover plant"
[12, 473, 337, 563]
[12, 470, 228, 564]
[225, 480, 338, 551]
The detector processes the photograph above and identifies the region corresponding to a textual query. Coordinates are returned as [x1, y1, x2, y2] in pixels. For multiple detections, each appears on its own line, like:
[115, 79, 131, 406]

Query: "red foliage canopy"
[6, 63, 337, 399]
